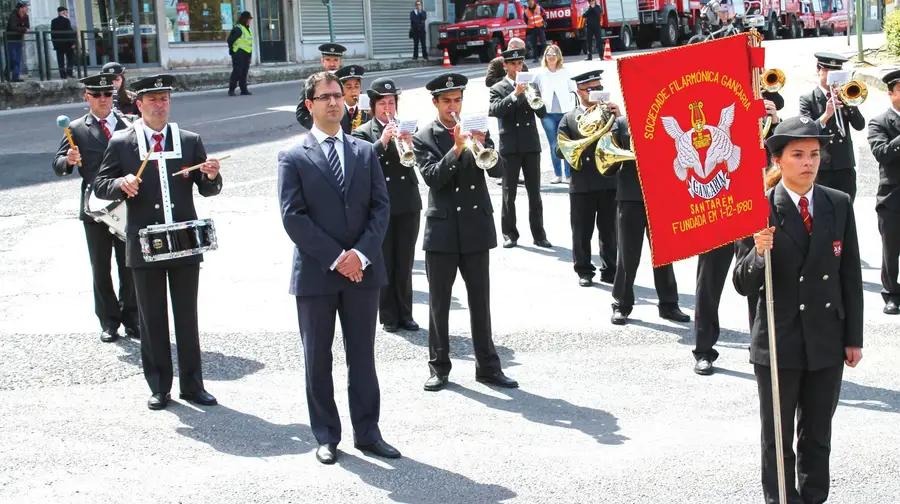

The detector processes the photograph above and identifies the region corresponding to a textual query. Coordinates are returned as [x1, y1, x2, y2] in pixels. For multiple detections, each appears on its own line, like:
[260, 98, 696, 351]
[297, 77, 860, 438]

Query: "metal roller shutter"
[371, 0, 416, 57]
[299, 0, 366, 38]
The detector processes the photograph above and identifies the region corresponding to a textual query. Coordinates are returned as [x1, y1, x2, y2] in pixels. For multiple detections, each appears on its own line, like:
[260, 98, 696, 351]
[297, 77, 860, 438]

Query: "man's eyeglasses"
[311, 93, 344, 103]
[88, 92, 114, 98]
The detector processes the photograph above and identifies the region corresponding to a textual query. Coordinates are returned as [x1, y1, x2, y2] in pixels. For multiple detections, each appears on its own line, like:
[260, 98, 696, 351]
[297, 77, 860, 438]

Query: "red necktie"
[349, 107, 356, 116]
[152, 133, 163, 152]
[98, 119, 111, 140]
[799, 196, 812, 234]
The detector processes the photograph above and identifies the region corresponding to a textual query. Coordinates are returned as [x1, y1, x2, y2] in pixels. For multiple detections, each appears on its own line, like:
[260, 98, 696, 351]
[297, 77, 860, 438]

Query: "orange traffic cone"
[443, 48, 451, 67]
[496, 44, 502, 58]
[603, 39, 612, 60]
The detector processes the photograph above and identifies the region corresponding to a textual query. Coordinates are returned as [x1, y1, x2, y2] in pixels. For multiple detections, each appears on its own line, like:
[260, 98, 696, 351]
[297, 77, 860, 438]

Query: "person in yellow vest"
[227, 11, 253, 96]
[524, 0, 546, 63]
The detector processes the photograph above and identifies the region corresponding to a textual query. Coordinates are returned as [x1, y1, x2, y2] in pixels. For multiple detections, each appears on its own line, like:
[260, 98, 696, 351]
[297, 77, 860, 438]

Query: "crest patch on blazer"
[833, 240, 842, 257]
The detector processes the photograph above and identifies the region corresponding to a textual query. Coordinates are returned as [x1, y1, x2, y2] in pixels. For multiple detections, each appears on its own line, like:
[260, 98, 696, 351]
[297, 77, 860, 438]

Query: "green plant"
[886, 10, 900, 56]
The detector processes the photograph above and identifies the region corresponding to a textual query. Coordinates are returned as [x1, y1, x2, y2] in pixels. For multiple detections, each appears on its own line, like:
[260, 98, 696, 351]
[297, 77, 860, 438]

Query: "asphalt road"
[1, 33, 898, 504]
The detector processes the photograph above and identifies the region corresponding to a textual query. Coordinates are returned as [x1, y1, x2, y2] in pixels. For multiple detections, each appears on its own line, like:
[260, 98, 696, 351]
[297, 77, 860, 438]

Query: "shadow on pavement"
[337, 452, 517, 504]
[114, 337, 265, 381]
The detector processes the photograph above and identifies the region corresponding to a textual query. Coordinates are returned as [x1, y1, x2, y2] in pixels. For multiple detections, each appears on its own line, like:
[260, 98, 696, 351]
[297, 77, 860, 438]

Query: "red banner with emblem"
[616, 34, 771, 267]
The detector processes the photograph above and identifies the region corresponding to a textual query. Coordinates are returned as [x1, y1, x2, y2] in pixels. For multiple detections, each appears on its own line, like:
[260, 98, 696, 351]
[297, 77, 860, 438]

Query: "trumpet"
[523, 83, 544, 110]
[760, 68, 785, 138]
[387, 113, 417, 167]
[451, 112, 499, 169]
[558, 102, 634, 176]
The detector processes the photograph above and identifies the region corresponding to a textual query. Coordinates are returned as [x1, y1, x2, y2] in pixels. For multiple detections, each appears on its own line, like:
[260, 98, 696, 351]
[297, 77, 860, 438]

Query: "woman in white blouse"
[534, 44, 577, 184]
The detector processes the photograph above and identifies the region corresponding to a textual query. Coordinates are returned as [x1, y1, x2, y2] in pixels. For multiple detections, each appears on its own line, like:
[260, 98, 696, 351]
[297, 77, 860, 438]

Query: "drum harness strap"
[133, 119, 183, 226]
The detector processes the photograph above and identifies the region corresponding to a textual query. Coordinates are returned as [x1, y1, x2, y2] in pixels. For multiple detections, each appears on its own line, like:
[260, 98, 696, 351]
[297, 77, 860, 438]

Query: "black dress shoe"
[316, 443, 338, 464]
[228, 90, 236, 96]
[383, 323, 399, 333]
[100, 328, 119, 343]
[533, 238, 552, 248]
[476, 371, 518, 388]
[611, 309, 628, 325]
[659, 306, 691, 322]
[125, 327, 140, 339]
[423, 374, 448, 391]
[599, 274, 615, 284]
[884, 301, 899, 315]
[179, 390, 218, 406]
[694, 358, 714, 376]
[503, 238, 517, 248]
[148, 393, 170, 410]
[355, 439, 401, 459]
[240, 91, 252, 95]
[399, 319, 419, 331]
[578, 277, 593, 287]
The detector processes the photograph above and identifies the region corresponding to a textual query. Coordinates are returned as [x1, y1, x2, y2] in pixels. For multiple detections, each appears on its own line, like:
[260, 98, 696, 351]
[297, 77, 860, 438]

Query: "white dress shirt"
[144, 123, 167, 150]
[782, 181, 814, 217]
[308, 125, 370, 271]
[93, 111, 118, 133]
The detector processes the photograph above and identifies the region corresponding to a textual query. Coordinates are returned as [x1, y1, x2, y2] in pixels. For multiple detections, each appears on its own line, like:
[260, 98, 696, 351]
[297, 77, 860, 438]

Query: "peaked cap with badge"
[571, 69, 604, 88]
[79, 73, 115, 92]
[882, 68, 900, 88]
[814, 52, 848, 70]
[367, 77, 403, 100]
[318, 43, 347, 57]
[131, 74, 176, 96]
[765, 115, 833, 154]
[501, 48, 525, 62]
[335, 64, 365, 82]
[101, 61, 125, 76]
[426, 73, 467, 96]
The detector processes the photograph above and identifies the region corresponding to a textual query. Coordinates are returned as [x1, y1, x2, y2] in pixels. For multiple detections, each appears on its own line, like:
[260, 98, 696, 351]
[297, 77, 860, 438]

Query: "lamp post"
[323, 0, 335, 43]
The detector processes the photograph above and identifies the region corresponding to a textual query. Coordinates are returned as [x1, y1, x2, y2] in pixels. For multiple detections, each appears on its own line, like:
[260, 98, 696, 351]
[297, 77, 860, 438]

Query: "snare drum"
[139, 219, 218, 262]
[84, 186, 126, 241]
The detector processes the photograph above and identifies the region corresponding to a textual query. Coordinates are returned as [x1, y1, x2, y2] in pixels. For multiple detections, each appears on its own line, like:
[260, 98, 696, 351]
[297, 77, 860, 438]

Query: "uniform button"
[516, 123, 520, 126]
[470, 185, 475, 190]
[386, 177, 391, 181]
[456, 206, 461, 211]
[823, 274, 829, 280]
[170, 204, 174, 208]
[154, 204, 160, 209]
[401, 176, 406, 180]
[799, 276, 804, 282]
[526, 122, 531, 126]
[799, 304, 806, 311]
[825, 302, 831, 308]
[455, 187, 459, 192]
[473, 205, 478, 209]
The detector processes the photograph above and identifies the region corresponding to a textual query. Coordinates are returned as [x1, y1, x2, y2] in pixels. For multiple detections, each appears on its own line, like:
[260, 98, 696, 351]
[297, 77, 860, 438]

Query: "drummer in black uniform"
[53, 73, 139, 343]
[336, 64, 369, 133]
[734, 115, 863, 504]
[295, 43, 346, 130]
[555, 69, 617, 286]
[92, 74, 224, 411]
[412, 72, 518, 392]
[799, 52, 866, 202]
[352, 77, 422, 333]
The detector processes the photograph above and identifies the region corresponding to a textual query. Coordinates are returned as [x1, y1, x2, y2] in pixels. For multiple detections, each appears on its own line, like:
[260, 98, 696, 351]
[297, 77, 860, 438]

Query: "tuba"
[558, 101, 634, 177]
[387, 113, 417, 167]
[451, 112, 499, 169]
[759, 68, 785, 138]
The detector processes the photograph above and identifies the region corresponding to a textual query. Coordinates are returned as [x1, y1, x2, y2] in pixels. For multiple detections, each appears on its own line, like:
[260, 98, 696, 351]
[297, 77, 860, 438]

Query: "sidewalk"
[0, 57, 441, 111]
[851, 44, 900, 92]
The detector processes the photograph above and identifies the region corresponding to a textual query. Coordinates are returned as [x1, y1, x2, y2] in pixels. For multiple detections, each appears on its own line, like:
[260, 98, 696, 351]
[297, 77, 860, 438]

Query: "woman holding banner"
[733, 115, 863, 504]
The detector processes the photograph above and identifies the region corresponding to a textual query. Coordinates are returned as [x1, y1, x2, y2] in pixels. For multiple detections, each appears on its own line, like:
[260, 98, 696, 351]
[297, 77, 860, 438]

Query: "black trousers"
[55, 47, 74, 78]
[611, 201, 679, 313]
[692, 244, 735, 361]
[412, 28, 427, 59]
[295, 288, 382, 446]
[526, 27, 546, 61]
[570, 189, 617, 280]
[878, 209, 900, 304]
[815, 169, 857, 203]
[132, 265, 204, 396]
[584, 27, 602, 58]
[380, 211, 420, 325]
[229, 51, 251, 93]
[425, 250, 500, 377]
[502, 153, 546, 242]
[755, 363, 844, 504]
[83, 221, 138, 332]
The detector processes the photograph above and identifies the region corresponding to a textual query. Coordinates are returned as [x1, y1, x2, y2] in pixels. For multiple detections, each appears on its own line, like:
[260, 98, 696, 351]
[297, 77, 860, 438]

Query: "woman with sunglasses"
[533, 45, 576, 184]
[100, 61, 140, 117]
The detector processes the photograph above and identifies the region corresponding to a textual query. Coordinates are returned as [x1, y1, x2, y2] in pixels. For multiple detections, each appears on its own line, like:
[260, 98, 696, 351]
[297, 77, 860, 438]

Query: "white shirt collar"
[781, 182, 814, 217]
[505, 76, 516, 87]
[144, 123, 167, 146]
[92, 111, 116, 126]
[309, 124, 343, 145]
[891, 106, 900, 119]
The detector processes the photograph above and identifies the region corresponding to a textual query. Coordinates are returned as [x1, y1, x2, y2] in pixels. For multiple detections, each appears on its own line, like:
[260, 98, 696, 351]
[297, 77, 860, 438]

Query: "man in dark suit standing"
[867, 69, 900, 315]
[582, 0, 603, 60]
[489, 48, 551, 249]
[799, 53, 865, 202]
[412, 72, 518, 392]
[50, 7, 76, 79]
[53, 73, 138, 343]
[410, 1, 428, 60]
[352, 77, 422, 333]
[93, 74, 223, 411]
[295, 43, 346, 129]
[278, 71, 399, 465]
[335, 64, 369, 133]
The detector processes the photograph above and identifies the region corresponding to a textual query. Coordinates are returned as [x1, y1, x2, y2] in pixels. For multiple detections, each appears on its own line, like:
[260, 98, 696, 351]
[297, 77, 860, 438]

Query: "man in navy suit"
[277, 71, 399, 465]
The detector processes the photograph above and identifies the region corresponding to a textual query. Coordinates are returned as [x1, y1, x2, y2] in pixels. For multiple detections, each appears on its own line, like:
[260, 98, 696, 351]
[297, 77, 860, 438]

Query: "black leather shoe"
[476, 371, 518, 388]
[423, 374, 448, 391]
[355, 439, 401, 459]
[179, 390, 218, 406]
[399, 319, 420, 331]
[611, 309, 628, 325]
[316, 443, 338, 464]
[884, 301, 899, 315]
[533, 238, 552, 248]
[100, 328, 119, 343]
[125, 326, 140, 339]
[503, 238, 517, 248]
[599, 274, 615, 284]
[578, 277, 593, 287]
[694, 358, 714, 376]
[228, 90, 236, 96]
[659, 306, 691, 322]
[240, 91, 252, 95]
[383, 323, 399, 333]
[148, 393, 170, 410]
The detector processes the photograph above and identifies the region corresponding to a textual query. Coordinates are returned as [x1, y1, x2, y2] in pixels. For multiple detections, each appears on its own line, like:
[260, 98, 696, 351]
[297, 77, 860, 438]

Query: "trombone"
[831, 80, 868, 137]
[451, 112, 499, 170]
[760, 68, 785, 138]
[387, 112, 417, 167]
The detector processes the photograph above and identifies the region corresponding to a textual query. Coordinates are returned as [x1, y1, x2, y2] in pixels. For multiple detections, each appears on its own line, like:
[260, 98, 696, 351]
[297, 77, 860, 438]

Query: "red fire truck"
[542, 0, 641, 52]
[820, 0, 850, 34]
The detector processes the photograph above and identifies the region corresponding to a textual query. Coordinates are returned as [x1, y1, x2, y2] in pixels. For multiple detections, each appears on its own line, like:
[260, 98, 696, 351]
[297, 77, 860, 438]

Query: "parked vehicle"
[437, 0, 528, 64]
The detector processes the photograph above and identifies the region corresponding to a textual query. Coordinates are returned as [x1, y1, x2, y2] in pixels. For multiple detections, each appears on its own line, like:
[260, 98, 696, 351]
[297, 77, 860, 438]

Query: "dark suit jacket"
[410, 9, 427, 31]
[583, 4, 603, 28]
[556, 106, 619, 193]
[867, 109, 900, 213]
[733, 184, 863, 370]
[295, 81, 313, 130]
[53, 112, 130, 221]
[5, 11, 29, 41]
[352, 118, 422, 215]
[341, 106, 370, 135]
[610, 116, 642, 202]
[489, 78, 547, 155]
[50, 15, 75, 51]
[93, 125, 223, 268]
[278, 132, 390, 296]
[485, 58, 528, 88]
[799, 87, 865, 171]
[413, 119, 503, 254]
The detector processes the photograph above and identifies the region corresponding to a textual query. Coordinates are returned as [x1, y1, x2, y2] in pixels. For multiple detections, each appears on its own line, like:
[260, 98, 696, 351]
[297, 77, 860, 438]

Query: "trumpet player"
[799, 53, 866, 202]
[335, 65, 369, 134]
[489, 47, 551, 249]
[351, 78, 423, 333]
[412, 73, 517, 392]
[555, 69, 617, 287]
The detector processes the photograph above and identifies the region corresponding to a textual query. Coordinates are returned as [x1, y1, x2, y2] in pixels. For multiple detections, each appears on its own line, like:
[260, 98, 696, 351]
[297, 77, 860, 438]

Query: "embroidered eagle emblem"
[661, 102, 741, 181]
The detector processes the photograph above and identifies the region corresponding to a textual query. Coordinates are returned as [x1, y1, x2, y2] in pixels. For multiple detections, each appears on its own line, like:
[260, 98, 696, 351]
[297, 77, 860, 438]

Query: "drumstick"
[171, 154, 232, 177]
[125, 148, 156, 199]
[56, 115, 82, 167]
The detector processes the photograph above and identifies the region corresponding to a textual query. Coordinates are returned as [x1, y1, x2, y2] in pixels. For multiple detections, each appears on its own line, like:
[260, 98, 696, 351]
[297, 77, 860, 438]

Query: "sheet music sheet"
[461, 115, 488, 132]
[515, 72, 535, 84]
[358, 95, 371, 110]
[399, 119, 419, 133]
[589, 91, 610, 103]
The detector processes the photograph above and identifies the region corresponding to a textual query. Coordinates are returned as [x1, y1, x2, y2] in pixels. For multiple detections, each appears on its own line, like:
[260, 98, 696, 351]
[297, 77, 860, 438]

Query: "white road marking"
[189, 110, 281, 126]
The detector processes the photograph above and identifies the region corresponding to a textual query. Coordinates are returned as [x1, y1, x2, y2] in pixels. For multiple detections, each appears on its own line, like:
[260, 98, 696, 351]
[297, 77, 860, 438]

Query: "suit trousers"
[755, 363, 844, 504]
[570, 189, 617, 280]
[815, 169, 857, 203]
[295, 288, 382, 446]
[229, 51, 251, 93]
[412, 29, 427, 59]
[692, 244, 735, 362]
[83, 221, 138, 332]
[55, 47, 74, 78]
[878, 209, 900, 304]
[132, 265, 204, 395]
[425, 250, 501, 377]
[380, 211, 421, 325]
[585, 27, 602, 58]
[502, 153, 546, 242]
[611, 201, 679, 313]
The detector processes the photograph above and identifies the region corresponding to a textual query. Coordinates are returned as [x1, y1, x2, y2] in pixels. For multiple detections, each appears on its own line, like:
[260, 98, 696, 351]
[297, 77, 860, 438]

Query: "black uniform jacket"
[341, 106, 371, 135]
[53, 111, 131, 221]
[867, 109, 900, 213]
[733, 184, 863, 370]
[295, 81, 313, 130]
[556, 106, 619, 193]
[413, 120, 503, 254]
[93, 126, 223, 269]
[352, 118, 422, 215]
[609, 116, 642, 202]
[488, 78, 547, 155]
[799, 88, 865, 171]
